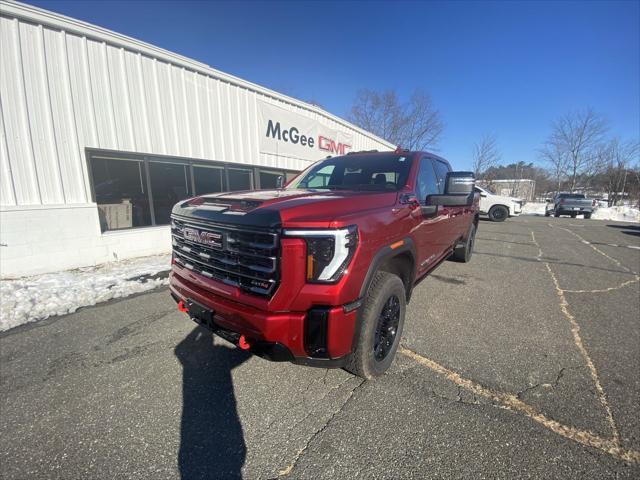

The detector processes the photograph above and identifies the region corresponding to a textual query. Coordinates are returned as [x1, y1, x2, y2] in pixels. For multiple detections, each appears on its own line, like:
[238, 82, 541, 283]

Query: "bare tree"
[542, 108, 608, 192]
[348, 88, 444, 150]
[539, 141, 568, 192]
[598, 139, 640, 205]
[472, 134, 501, 179]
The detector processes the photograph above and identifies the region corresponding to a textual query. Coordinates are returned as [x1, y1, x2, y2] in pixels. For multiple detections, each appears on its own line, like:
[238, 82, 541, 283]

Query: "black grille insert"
[171, 216, 279, 297]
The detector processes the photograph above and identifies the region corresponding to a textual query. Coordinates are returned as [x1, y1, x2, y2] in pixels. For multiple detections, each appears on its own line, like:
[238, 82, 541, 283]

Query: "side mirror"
[276, 175, 284, 189]
[426, 193, 474, 207]
[445, 171, 475, 195]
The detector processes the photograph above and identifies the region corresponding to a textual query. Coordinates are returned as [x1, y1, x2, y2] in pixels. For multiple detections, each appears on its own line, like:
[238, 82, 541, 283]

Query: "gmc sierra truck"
[170, 150, 478, 378]
[545, 193, 595, 218]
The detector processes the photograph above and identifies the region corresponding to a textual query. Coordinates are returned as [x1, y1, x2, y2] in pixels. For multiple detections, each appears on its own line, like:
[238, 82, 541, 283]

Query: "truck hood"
[171, 189, 398, 229]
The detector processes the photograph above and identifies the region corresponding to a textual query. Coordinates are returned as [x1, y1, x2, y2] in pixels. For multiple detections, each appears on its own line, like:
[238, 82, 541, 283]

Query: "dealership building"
[0, 1, 393, 278]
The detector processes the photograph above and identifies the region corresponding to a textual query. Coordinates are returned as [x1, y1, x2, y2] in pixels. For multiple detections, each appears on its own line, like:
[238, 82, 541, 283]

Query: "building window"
[149, 162, 191, 225]
[90, 157, 152, 231]
[87, 149, 297, 232]
[228, 168, 252, 191]
[259, 170, 283, 189]
[194, 165, 224, 195]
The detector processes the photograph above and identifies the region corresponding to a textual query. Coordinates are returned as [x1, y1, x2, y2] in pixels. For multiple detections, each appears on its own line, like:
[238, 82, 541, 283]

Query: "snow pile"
[521, 202, 548, 216]
[592, 206, 640, 223]
[0, 254, 171, 332]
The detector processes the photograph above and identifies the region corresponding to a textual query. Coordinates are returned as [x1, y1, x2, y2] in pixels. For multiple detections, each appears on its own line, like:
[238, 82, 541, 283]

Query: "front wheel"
[584, 213, 591, 219]
[488, 205, 509, 222]
[344, 272, 406, 379]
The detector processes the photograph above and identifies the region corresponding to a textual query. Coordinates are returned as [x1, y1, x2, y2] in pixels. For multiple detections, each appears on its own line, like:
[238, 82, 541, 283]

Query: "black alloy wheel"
[374, 295, 401, 361]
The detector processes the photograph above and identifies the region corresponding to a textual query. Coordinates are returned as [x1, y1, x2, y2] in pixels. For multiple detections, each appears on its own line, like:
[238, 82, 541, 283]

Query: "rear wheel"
[344, 272, 406, 379]
[488, 205, 509, 222]
[451, 222, 476, 263]
[571, 212, 577, 218]
[584, 213, 591, 219]
[544, 210, 551, 217]
[554, 211, 560, 217]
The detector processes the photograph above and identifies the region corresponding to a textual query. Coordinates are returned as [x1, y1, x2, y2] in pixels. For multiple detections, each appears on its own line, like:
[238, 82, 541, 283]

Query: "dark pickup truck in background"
[169, 150, 478, 378]
[545, 193, 595, 219]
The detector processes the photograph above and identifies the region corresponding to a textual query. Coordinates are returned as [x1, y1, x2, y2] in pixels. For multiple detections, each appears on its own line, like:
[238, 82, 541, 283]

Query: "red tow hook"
[238, 335, 251, 350]
[177, 300, 189, 313]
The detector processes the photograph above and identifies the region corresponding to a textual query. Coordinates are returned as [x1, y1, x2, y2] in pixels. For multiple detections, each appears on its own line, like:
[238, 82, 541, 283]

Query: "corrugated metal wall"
[0, 2, 393, 208]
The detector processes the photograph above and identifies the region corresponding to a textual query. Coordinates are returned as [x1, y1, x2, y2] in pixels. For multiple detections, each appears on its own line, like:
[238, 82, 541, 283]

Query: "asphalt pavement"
[1, 216, 639, 479]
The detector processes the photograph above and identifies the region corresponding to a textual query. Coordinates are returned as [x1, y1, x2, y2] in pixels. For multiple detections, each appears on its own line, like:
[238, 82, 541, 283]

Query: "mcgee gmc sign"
[265, 120, 351, 155]
[258, 100, 354, 161]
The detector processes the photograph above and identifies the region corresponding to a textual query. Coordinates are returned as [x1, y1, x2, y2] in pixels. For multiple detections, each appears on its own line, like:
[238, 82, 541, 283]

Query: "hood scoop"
[195, 196, 263, 213]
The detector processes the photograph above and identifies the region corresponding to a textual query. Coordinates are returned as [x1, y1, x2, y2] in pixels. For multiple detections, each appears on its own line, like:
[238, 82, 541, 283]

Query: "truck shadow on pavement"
[606, 224, 640, 237]
[175, 326, 250, 480]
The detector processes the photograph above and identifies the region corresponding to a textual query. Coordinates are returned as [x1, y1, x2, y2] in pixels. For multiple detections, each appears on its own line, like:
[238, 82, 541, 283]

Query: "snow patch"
[1, 254, 171, 332]
[591, 206, 640, 223]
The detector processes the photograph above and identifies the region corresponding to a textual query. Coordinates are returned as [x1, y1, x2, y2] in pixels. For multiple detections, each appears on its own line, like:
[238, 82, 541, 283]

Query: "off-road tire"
[344, 272, 406, 379]
[488, 205, 509, 222]
[554, 211, 561, 217]
[584, 213, 591, 219]
[571, 212, 577, 218]
[451, 222, 476, 263]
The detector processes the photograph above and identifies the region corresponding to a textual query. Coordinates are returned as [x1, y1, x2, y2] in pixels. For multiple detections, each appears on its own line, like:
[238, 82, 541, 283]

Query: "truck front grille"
[171, 216, 279, 297]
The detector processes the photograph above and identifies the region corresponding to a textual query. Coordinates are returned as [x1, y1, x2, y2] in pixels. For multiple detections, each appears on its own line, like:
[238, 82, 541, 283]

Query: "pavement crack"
[516, 368, 566, 399]
[399, 346, 640, 464]
[277, 378, 365, 477]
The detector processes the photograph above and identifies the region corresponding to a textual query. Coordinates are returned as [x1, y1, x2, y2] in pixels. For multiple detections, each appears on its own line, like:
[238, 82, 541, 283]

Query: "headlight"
[283, 226, 358, 283]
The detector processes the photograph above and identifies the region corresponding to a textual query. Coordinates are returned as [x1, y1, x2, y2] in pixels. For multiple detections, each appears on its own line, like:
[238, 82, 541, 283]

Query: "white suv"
[475, 186, 523, 222]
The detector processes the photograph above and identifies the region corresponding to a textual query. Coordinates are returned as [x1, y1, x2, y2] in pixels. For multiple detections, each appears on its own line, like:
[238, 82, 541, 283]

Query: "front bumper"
[170, 271, 357, 367]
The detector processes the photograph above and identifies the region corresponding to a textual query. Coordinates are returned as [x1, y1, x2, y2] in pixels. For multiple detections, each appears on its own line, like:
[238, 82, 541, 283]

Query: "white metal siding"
[0, 1, 393, 208]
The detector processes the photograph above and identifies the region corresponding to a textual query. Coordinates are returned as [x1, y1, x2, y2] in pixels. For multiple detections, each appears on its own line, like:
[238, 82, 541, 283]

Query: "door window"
[432, 160, 451, 193]
[416, 158, 439, 204]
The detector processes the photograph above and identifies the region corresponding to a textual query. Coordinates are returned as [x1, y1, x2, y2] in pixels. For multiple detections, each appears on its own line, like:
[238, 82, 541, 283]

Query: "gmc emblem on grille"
[183, 227, 223, 249]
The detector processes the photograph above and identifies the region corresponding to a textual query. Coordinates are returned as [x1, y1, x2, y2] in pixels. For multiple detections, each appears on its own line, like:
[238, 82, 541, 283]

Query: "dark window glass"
[557, 193, 586, 199]
[149, 162, 190, 225]
[416, 158, 439, 204]
[91, 158, 152, 231]
[287, 154, 411, 191]
[259, 170, 283, 189]
[194, 166, 224, 195]
[228, 168, 252, 191]
[432, 160, 451, 193]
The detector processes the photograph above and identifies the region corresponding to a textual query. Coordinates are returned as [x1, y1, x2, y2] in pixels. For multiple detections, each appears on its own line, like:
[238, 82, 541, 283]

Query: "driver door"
[412, 157, 450, 275]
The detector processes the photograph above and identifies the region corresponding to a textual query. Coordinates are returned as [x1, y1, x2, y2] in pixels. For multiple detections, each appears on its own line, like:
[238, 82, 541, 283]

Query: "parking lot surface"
[2, 216, 639, 479]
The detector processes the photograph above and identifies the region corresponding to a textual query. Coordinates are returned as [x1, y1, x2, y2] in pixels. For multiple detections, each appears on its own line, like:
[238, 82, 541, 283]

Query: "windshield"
[286, 153, 413, 191]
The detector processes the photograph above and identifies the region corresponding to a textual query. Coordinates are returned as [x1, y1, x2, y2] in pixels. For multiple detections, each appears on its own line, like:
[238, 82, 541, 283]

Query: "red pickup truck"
[170, 151, 478, 378]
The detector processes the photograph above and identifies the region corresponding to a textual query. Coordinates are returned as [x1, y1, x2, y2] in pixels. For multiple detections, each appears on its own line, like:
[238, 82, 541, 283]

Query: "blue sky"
[28, 0, 639, 171]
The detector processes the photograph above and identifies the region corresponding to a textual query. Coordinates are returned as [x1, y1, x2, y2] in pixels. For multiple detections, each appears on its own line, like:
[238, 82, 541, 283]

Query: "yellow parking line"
[531, 231, 621, 446]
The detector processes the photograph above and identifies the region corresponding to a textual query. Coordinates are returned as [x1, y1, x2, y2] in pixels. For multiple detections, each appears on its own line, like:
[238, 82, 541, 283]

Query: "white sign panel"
[258, 100, 353, 161]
